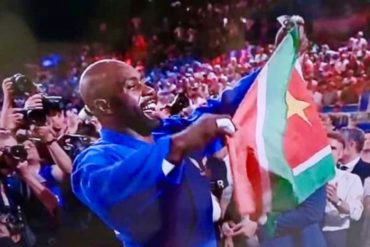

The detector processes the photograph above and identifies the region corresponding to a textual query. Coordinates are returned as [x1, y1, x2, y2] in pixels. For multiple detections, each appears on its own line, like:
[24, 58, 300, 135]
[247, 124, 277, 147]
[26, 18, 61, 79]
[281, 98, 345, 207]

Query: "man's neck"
[342, 153, 360, 165]
[102, 120, 154, 144]
[362, 151, 370, 163]
[123, 128, 154, 143]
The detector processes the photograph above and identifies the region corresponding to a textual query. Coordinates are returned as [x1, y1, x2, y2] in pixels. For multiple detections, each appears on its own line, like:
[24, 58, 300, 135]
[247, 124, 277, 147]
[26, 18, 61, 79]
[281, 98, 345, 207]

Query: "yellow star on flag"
[286, 91, 311, 124]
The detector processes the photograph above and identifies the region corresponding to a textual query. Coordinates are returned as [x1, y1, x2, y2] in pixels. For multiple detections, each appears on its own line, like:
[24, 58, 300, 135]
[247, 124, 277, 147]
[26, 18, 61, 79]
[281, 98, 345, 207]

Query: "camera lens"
[27, 109, 47, 126]
[11, 74, 35, 97]
[9, 145, 28, 162]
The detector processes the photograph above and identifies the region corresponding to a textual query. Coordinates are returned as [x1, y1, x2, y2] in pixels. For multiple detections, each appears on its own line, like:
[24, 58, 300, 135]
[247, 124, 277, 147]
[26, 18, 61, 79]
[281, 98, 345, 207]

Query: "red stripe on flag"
[228, 82, 261, 215]
[283, 67, 329, 169]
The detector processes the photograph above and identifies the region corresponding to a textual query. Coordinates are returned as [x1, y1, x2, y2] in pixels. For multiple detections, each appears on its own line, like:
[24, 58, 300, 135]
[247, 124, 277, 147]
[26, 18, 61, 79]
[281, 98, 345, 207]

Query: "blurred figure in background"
[323, 132, 363, 247]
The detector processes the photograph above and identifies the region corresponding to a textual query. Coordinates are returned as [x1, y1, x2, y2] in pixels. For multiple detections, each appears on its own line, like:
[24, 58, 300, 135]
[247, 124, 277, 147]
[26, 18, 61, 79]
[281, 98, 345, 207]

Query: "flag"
[227, 25, 335, 222]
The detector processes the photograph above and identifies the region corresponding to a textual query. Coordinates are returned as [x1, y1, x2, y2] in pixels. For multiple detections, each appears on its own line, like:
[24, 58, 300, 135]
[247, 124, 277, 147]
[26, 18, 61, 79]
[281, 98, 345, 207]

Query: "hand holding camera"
[30, 125, 56, 144]
[57, 134, 94, 159]
[16, 160, 31, 175]
[0, 145, 28, 171]
[5, 73, 64, 127]
[24, 94, 43, 110]
[1, 108, 24, 130]
[2, 78, 14, 100]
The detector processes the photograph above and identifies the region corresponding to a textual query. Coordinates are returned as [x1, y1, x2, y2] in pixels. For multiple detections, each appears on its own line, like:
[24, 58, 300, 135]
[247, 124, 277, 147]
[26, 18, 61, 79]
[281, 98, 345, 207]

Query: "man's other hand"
[168, 114, 235, 163]
[231, 217, 258, 238]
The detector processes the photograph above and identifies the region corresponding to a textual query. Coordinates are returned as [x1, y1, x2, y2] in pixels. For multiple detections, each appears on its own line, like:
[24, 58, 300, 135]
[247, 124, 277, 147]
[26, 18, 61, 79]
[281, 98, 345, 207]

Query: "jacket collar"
[100, 128, 150, 149]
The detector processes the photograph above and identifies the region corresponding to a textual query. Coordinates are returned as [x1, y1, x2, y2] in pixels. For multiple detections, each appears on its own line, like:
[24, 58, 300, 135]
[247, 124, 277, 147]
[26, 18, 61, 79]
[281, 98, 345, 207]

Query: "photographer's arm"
[17, 163, 58, 215]
[1, 78, 14, 129]
[32, 126, 72, 182]
[1, 78, 13, 110]
[48, 141, 73, 181]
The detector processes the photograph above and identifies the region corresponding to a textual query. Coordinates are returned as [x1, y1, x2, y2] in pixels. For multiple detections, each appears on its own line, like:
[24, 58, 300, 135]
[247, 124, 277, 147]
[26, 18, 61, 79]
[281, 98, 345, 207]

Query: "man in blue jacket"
[258, 186, 327, 247]
[71, 59, 259, 247]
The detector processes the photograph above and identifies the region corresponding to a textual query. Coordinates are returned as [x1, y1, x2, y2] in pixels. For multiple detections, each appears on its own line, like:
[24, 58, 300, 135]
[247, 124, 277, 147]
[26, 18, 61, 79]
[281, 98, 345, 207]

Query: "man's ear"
[93, 99, 113, 115]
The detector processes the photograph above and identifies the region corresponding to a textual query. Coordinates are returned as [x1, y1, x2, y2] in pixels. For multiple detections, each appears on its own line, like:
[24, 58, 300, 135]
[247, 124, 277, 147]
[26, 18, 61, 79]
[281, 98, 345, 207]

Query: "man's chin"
[143, 110, 159, 120]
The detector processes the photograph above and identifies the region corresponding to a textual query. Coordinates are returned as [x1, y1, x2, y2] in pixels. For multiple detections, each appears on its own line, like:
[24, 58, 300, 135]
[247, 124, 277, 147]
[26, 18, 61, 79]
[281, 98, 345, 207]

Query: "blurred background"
[0, 0, 368, 74]
[0, 1, 369, 246]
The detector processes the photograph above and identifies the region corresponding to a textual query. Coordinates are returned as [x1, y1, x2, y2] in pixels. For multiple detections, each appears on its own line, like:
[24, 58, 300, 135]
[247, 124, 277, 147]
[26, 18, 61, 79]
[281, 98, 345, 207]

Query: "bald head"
[79, 59, 140, 111]
[78, 59, 160, 134]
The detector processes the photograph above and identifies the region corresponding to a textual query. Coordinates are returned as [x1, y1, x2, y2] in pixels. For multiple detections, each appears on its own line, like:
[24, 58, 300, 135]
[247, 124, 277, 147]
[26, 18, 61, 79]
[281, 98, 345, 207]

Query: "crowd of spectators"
[0, 3, 369, 245]
[0, 31, 367, 246]
[14, 29, 369, 118]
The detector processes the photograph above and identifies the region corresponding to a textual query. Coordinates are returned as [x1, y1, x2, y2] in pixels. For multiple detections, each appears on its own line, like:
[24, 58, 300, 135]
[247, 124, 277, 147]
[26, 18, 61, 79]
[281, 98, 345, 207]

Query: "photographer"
[0, 75, 71, 245]
[0, 219, 21, 247]
[0, 130, 59, 247]
[1, 78, 24, 131]
[0, 75, 73, 181]
[26, 125, 73, 180]
[0, 175, 26, 247]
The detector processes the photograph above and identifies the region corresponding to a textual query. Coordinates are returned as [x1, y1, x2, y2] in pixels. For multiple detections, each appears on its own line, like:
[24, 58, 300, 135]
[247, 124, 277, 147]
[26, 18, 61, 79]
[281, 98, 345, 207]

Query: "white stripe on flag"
[292, 145, 332, 176]
[294, 59, 304, 80]
[255, 66, 272, 213]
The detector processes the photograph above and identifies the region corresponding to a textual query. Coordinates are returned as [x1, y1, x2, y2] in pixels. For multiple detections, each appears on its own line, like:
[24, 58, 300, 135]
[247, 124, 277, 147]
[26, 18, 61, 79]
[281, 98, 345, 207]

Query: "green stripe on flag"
[262, 28, 297, 181]
[291, 25, 300, 55]
[268, 153, 335, 213]
[293, 154, 335, 202]
[262, 154, 334, 239]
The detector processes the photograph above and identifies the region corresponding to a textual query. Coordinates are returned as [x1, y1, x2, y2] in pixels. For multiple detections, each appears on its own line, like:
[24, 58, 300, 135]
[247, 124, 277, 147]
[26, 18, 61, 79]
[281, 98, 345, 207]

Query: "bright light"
[240, 17, 247, 24]
[223, 18, 228, 26]
[171, 1, 181, 7]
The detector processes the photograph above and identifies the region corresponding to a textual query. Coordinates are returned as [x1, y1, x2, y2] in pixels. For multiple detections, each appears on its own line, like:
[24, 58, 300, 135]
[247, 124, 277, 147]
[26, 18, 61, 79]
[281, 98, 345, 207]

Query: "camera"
[169, 92, 190, 115]
[10, 74, 37, 97]
[76, 121, 100, 139]
[26, 96, 64, 126]
[0, 145, 27, 170]
[10, 74, 64, 126]
[58, 134, 94, 158]
[0, 207, 25, 235]
[1, 145, 28, 163]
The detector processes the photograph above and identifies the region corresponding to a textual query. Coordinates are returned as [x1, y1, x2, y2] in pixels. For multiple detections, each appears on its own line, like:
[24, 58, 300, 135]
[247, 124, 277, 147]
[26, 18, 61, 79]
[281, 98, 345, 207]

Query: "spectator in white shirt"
[323, 132, 364, 247]
[361, 133, 370, 163]
[361, 177, 370, 247]
[354, 31, 368, 51]
[339, 127, 370, 183]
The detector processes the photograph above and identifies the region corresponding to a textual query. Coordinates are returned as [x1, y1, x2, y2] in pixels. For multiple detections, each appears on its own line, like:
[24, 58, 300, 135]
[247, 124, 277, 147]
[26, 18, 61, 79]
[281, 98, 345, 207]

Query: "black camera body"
[26, 96, 64, 126]
[0, 145, 28, 171]
[0, 206, 25, 235]
[58, 134, 94, 159]
[11, 74, 63, 126]
[169, 92, 190, 115]
[2, 145, 28, 163]
[10, 74, 36, 97]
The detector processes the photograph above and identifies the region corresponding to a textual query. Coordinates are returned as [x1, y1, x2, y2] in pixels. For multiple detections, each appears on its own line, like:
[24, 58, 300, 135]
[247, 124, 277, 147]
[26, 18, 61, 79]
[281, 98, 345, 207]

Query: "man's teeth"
[143, 102, 156, 111]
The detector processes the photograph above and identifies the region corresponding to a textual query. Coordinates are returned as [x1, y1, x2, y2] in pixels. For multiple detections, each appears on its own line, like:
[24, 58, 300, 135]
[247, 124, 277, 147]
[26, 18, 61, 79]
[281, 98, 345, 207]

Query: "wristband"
[336, 199, 343, 207]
